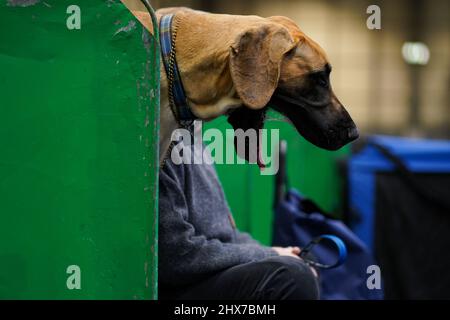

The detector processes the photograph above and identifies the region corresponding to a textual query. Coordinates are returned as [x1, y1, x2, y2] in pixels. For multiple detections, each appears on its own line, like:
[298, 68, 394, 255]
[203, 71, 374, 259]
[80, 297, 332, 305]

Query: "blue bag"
[273, 189, 384, 300]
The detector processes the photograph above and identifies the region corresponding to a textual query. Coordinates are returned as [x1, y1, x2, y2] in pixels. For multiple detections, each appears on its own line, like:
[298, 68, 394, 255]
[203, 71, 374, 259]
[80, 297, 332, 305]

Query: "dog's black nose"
[347, 126, 359, 141]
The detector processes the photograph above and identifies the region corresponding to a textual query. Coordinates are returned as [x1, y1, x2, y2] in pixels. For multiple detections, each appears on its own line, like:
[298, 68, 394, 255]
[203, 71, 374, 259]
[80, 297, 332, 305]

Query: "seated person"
[159, 139, 319, 300]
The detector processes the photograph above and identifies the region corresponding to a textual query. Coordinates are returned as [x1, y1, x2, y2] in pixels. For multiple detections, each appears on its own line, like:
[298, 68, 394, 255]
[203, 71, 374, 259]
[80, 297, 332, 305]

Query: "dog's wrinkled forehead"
[268, 16, 304, 43]
[269, 15, 329, 73]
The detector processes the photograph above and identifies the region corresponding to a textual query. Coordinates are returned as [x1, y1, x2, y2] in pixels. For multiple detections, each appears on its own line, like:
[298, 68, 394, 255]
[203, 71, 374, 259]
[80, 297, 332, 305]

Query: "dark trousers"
[160, 256, 320, 300]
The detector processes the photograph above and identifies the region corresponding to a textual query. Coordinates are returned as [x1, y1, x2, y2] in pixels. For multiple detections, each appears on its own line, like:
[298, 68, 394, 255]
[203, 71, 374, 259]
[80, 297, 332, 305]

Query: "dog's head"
[228, 16, 358, 162]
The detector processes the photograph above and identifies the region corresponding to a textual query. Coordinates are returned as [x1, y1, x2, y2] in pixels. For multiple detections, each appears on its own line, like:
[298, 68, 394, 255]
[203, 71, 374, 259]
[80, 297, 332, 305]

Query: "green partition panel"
[204, 113, 349, 245]
[0, 0, 159, 299]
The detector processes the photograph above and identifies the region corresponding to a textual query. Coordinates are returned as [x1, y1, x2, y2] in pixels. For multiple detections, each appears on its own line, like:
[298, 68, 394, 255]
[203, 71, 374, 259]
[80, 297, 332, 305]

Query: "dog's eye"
[313, 72, 329, 88]
[285, 47, 297, 57]
[318, 76, 329, 88]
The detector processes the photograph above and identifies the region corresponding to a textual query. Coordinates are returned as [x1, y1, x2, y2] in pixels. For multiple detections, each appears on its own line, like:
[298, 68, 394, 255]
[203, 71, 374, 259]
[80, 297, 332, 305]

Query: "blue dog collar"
[299, 234, 347, 269]
[159, 14, 196, 127]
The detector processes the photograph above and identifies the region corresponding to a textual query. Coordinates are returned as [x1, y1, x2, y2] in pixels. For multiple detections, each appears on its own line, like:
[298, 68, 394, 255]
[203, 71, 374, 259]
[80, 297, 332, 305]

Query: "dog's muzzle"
[270, 93, 359, 151]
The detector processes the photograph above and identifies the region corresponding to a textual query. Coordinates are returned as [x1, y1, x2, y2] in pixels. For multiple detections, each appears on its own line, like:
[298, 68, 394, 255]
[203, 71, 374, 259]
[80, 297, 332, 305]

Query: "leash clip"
[299, 234, 347, 269]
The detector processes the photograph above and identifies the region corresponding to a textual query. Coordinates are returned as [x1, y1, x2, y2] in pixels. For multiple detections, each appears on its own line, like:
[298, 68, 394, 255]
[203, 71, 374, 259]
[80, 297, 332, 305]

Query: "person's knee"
[256, 256, 319, 300]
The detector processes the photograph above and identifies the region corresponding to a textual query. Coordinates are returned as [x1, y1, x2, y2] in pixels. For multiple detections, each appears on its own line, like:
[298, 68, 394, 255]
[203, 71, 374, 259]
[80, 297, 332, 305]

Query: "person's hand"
[272, 246, 301, 258]
[272, 246, 319, 278]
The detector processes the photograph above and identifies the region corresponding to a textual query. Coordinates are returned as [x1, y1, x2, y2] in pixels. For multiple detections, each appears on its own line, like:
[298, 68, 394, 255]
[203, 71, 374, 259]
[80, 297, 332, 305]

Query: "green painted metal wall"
[0, 0, 159, 299]
[204, 112, 349, 245]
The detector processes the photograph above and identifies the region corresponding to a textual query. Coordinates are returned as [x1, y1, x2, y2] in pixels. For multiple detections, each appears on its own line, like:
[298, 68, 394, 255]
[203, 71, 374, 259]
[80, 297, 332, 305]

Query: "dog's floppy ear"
[230, 24, 295, 109]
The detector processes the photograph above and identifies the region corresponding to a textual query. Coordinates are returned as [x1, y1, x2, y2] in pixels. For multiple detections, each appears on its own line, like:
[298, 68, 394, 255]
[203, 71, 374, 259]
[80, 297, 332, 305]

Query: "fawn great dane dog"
[156, 7, 358, 164]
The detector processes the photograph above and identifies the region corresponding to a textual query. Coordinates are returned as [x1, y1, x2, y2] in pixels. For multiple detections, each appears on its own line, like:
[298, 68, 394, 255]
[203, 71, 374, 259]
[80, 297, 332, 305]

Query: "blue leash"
[299, 235, 347, 269]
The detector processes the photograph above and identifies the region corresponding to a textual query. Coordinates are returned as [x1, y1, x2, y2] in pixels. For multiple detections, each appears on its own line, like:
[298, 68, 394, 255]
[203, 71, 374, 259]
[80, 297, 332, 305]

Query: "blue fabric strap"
[159, 14, 196, 126]
[299, 234, 347, 269]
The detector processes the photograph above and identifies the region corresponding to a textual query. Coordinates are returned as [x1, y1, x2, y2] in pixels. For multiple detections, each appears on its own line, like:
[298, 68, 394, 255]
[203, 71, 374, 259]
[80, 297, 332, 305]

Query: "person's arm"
[159, 163, 278, 287]
[234, 230, 302, 257]
[234, 229, 262, 245]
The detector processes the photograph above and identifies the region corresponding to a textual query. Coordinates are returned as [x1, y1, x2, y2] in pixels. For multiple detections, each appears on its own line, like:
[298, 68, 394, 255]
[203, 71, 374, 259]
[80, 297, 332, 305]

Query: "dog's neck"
[159, 63, 241, 164]
[158, 10, 255, 163]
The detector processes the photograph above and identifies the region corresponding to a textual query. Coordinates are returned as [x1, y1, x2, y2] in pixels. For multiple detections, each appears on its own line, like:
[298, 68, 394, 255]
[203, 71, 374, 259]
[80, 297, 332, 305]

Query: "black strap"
[274, 140, 288, 208]
[370, 141, 450, 213]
